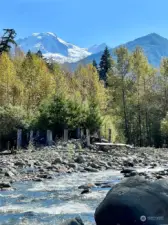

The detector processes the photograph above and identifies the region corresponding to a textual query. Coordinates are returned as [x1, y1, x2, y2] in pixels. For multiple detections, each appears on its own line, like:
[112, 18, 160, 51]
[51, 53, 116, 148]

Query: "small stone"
[5, 171, 15, 177]
[68, 163, 78, 169]
[37, 174, 48, 179]
[84, 167, 99, 172]
[75, 156, 85, 164]
[0, 182, 11, 189]
[33, 177, 43, 182]
[123, 160, 134, 167]
[42, 161, 51, 167]
[89, 162, 101, 169]
[61, 217, 84, 225]
[120, 168, 136, 174]
[78, 183, 95, 189]
[14, 160, 25, 167]
[81, 188, 91, 194]
[52, 157, 63, 164]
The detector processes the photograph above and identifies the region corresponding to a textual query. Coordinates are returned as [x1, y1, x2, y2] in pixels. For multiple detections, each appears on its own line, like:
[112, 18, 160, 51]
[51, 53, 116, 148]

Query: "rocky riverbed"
[1, 140, 168, 191]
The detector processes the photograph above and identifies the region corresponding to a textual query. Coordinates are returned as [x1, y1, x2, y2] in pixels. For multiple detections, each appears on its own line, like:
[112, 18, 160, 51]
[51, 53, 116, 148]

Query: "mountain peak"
[32, 32, 57, 38]
[147, 32, 160, 36]
[17, 32, 91, 64]
[88, 43, 108, 54]
[72, 33, 168, 69]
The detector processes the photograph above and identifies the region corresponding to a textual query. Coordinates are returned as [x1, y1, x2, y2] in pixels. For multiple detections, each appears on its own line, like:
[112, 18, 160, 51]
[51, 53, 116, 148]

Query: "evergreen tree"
[26, 50, 33, 59]
[99, 47, 111, 82]
[36, 50, 43, 58]
[0, 29, 17, 54]
[92, 59, 98, 70]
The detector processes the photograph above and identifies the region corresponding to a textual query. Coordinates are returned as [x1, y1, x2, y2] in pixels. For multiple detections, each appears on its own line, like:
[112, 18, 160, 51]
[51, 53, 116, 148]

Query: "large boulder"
[61, 217, 84, 225]
[95, 176, 168, 225]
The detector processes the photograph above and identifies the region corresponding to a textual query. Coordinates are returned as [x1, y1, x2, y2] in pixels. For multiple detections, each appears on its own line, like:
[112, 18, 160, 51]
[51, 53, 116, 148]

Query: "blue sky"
[1, 0, 168, 47]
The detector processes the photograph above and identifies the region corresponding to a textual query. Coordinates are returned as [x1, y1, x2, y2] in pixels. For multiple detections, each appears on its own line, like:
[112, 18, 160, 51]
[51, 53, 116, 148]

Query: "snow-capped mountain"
[88, 43, 107, 54]
[17, 32, 92, 63]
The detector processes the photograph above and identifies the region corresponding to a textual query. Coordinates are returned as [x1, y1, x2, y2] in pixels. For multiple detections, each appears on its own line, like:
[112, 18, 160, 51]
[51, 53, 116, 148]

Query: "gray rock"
[52, 157, 63, 164]
[107, 162, 113, 167]
[150, 162, 158, 168]
[123, 160, 134, 167]
[68, 163, 78, 169]
[74, 142, 82, 150]
[156, 174, 164, 179]
[0, 182, 11, 189]
[120, 168, 136, 174]
[5, 171, 15, 177]
[81, 188, 91, 194]
[33, 177, 44, 182]
[37, 174, 48, 179]
[90, 162, 101, 169]
[84, 167, 99, 172]
[158, 170, 167, 176]
[98, 160, 109, 168]
[14, 160, 25, 167]
[34, 161, 41, 166]
[124, 171, 138, 177]
[78, 183, 95, 189]
[75, 155, 85, 164]
[61, 217, 84, 225]
[42, 161, 51, 167]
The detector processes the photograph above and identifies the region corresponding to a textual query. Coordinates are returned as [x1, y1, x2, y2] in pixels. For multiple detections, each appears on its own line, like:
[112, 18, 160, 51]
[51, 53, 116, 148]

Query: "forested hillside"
[71, 33, 168, 69]
[1, 29, 168, 148]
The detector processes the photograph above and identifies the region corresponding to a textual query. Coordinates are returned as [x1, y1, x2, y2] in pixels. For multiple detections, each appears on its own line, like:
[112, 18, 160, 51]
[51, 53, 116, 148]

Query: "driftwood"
[94, 142, 134, 149]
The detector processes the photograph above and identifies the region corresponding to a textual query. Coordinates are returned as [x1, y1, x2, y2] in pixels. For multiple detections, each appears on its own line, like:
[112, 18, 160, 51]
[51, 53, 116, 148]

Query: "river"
[0, 170, 122, 225]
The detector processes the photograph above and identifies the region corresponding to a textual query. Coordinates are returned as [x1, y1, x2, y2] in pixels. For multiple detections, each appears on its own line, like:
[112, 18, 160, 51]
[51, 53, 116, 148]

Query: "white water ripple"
[0, 201, 94, 215]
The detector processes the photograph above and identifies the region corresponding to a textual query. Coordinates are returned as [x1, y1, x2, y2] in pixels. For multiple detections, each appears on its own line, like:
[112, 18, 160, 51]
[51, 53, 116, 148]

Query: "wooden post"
[17, 129, 22, 149]
[64, 129, 68, 142]
[86, 129, 90, 146]
[36, 130, 40, 138]
[7, 141, 10, 150]
[76, 128, 81, 139]
[98, 129, 101, 142]
[47, 130, 53, 146]
[81, 129, 84, 139]
[30, 130, 33, 142]
[108, 129, 112, 143]
[26, 132, 29, 142]
[105, 124, 107, 139]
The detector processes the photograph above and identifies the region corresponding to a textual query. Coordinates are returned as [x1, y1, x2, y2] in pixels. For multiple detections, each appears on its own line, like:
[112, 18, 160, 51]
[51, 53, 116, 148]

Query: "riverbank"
[1, 140, 168, 190]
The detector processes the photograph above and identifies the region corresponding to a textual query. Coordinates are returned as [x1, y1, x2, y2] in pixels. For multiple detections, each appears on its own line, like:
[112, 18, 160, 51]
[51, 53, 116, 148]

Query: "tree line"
[97, 46, 168, 147]
[1, 29, 168, 148]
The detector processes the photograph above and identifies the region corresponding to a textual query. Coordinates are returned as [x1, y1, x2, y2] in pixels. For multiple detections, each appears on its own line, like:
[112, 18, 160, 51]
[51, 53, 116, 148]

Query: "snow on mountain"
[17, 32, 91, 63]
[88, 43, 107, 54]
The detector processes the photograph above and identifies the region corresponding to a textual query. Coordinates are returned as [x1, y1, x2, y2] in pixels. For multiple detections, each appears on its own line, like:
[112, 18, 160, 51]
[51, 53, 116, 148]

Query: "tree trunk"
[122, 86, 130, 143]
[138, 81, 142, 147]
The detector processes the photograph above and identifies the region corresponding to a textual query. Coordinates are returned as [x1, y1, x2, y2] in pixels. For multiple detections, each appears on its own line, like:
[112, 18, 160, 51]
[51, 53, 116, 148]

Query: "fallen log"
[94, 142, 134, 149]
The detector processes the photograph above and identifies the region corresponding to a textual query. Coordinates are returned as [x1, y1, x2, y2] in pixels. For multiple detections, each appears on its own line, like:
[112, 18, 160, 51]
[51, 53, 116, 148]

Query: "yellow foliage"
[0, 53, 17, 105]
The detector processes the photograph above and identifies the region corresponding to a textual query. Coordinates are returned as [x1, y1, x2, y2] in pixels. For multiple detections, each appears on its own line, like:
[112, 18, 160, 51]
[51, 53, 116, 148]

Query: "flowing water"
[0, 170, 122, 225]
